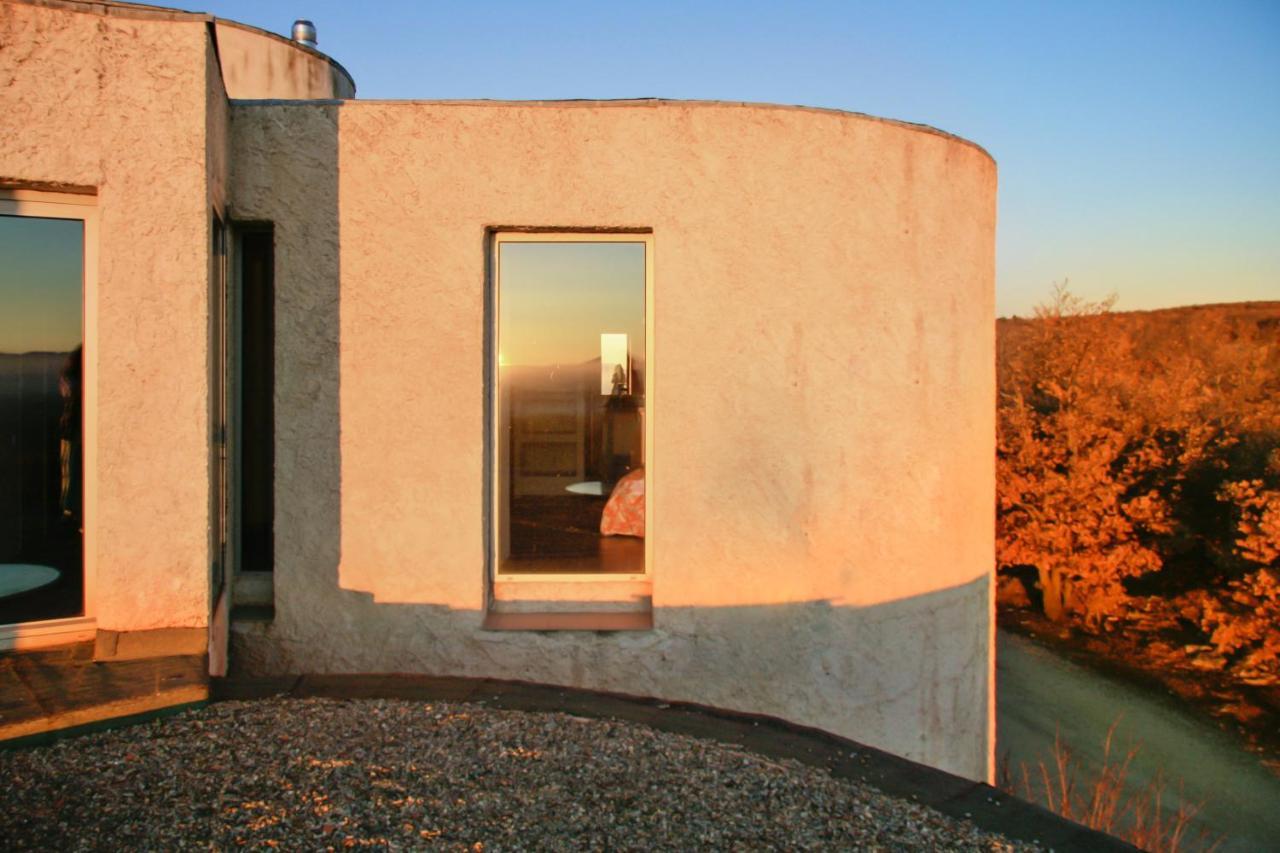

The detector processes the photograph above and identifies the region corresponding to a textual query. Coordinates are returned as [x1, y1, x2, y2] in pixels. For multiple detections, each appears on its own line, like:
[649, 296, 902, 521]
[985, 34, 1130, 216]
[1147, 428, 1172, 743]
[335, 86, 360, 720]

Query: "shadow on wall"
[225, 102, 990, 778]
[240, 100, 344, 642]
[239, 557, 988, 777]
[242, 575, 989, 688]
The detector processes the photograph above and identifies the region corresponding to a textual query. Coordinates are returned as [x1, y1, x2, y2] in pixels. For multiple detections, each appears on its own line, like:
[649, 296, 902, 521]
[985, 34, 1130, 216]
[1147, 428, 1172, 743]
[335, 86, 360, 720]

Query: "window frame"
[488, 230, 655, 588]
[0, 188, 99, 650]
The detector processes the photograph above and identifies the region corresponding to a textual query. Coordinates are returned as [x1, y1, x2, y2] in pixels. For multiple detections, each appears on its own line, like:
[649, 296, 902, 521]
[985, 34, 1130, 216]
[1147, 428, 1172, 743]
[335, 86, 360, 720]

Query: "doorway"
[0, 189, 98, 647]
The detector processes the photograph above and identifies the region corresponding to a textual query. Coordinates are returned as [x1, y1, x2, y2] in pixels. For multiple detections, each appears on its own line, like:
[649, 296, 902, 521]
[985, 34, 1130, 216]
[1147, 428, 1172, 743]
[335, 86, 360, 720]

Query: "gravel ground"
[1, 698, 1039, 851]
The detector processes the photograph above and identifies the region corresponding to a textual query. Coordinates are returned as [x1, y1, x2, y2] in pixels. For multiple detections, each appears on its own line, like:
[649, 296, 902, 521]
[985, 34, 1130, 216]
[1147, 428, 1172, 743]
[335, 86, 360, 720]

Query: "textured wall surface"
[8, 0, 996, 781]
[214, 22, 354, 100]
[207, 41, 230, 214]
[230, 99, 997, 780]
[0, 2, 214, 631]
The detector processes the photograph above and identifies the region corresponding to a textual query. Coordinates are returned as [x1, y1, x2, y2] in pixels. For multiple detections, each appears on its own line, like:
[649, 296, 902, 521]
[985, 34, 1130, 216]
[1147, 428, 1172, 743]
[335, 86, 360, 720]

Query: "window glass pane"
[0, 214, 84, 623]
[497, 240, 645, 574]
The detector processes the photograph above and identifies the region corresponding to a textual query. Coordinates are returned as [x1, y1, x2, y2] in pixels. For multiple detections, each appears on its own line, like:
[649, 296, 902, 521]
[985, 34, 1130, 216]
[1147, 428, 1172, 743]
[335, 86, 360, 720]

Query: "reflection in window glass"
[0, 214, 84, 624]
[496, 239, 646, 574]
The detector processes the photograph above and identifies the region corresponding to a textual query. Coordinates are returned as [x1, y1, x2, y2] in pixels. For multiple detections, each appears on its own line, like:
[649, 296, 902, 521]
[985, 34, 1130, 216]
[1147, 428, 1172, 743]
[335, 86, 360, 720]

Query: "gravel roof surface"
[1, 698, 1040, 851]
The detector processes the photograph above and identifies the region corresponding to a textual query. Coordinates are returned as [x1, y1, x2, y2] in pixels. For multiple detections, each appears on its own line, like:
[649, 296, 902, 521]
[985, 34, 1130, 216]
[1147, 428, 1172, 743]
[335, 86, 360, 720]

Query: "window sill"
[0, 616, 97, 652]
[481, 610, 653, 632]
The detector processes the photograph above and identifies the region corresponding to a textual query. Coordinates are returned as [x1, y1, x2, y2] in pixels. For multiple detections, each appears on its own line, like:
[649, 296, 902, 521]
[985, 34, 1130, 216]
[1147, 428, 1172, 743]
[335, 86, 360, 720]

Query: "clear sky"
[199, 0, 1278, 317]
[499, 242, 645, 370]
[0, 216, 82, 353]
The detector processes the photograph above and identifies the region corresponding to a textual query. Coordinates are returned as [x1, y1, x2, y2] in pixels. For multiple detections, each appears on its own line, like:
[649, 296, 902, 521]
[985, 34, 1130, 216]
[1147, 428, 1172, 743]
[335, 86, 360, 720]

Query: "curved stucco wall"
[214, 21, 354, 100]
[0, 1, 217, 631]
[229, 99, 996, 779]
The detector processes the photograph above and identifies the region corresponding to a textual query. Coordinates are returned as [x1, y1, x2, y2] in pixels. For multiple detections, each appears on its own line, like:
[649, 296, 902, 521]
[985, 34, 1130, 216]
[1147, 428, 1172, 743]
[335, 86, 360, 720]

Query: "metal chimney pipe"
[291, 19, 317, 49]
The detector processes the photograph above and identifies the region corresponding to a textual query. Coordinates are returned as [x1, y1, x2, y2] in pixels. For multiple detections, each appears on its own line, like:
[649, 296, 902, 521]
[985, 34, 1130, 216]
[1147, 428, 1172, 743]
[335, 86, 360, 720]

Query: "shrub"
[997, 285, 1280, 640]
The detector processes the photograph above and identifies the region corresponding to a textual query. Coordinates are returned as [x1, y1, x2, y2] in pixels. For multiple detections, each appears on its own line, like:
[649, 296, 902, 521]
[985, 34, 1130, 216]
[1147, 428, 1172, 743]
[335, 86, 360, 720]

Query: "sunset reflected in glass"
[0, 214, 84, 624]
[496, 239, 646, 575]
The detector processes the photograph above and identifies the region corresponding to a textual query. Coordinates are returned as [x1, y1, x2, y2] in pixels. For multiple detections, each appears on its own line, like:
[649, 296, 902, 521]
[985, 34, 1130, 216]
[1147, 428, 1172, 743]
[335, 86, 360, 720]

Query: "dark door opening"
[238, 227, 274, 575]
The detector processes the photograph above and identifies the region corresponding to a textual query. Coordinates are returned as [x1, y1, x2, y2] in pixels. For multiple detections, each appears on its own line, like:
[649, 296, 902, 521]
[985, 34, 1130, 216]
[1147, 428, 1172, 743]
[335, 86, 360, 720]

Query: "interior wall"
[229, 99, 996, 780]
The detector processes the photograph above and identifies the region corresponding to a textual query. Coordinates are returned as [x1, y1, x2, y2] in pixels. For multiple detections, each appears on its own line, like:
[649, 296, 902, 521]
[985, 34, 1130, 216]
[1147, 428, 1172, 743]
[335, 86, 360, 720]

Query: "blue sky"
[200, 0, 1278, 317]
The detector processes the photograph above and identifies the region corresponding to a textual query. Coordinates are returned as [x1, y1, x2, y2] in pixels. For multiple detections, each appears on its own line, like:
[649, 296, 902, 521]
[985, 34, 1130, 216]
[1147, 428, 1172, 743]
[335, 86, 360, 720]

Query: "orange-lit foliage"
[998, 285, 1166, 625]
[997, 286, 1280, 674]
[1191, 568, 1280, 676]
[1218, 476, 1280, 567]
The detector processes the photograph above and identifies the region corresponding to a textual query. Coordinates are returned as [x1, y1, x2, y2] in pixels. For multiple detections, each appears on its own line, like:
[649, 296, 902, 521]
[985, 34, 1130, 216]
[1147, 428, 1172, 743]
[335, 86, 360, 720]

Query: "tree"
[997, 284, 1167, 624]
[999, 285, 1280, 643]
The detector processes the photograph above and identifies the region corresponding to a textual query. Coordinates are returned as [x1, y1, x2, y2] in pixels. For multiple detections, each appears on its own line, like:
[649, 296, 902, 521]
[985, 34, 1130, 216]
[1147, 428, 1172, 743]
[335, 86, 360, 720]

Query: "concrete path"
[998, 629, 1280, 852]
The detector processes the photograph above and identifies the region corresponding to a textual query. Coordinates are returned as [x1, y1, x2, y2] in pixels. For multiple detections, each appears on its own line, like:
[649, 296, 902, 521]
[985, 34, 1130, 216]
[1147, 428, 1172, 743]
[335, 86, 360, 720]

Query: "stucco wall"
[0, 1, 214, 631]
[214, 22, 354, 100]
[207, 39, 230, 214]
[229, 99, 996, 780]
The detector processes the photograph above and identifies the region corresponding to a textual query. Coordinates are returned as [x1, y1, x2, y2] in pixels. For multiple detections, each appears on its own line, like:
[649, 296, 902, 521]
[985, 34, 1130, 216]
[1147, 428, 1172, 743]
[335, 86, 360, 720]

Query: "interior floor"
[505, 495, 643, 574]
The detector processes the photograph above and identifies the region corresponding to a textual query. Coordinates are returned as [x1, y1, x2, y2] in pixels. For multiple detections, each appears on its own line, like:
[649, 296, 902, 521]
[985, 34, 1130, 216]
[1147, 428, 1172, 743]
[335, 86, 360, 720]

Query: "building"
[0, 0, 997, 781]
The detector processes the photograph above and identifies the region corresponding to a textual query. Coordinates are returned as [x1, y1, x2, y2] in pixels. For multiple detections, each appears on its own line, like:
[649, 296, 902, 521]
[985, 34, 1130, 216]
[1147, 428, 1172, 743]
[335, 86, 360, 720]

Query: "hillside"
[995, 293, 1280, 756]
[1000, 299, 1280, 325]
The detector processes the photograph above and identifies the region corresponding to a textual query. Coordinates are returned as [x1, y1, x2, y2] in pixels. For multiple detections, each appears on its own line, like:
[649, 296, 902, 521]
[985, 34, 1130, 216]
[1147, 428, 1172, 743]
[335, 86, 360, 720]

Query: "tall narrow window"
[0, 206, 85, 625]
[494, 234, 649, 576]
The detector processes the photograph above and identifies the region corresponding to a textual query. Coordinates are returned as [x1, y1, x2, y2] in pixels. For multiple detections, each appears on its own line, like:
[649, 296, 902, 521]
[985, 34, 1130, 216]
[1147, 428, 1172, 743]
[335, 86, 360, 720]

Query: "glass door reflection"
[0, 213, 84, 624]
[496, 238, 646, 575]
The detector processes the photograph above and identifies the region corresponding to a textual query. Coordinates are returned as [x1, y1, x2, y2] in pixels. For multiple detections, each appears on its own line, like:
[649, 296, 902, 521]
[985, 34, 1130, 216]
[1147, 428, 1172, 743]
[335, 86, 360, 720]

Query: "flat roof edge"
[213, 19, 355, 96]
[13, 0, 212, 22]
[13, 0, 356, 96]
[229, 97, 993, 163]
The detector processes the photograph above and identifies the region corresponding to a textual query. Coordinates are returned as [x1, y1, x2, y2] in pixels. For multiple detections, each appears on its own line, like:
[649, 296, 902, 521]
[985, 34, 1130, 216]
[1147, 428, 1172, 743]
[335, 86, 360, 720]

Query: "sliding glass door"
[0, 201, 86, 626]
[493, 234, 649, 576]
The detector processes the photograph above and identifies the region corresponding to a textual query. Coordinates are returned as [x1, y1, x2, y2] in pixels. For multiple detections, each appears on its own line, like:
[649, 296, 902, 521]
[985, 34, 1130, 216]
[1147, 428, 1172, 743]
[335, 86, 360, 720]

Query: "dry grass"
[999, 720, 1222, 853]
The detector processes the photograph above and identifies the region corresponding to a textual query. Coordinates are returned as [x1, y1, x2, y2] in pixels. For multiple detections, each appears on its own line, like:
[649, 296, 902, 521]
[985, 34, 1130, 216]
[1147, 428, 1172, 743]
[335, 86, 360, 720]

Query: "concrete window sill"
[481, 610, 653, 632]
